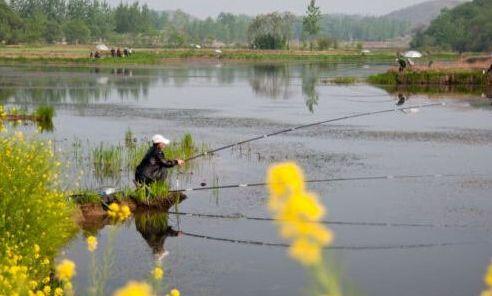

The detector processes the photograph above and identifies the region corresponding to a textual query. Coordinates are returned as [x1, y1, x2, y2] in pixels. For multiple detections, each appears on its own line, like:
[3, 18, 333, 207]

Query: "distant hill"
[384, 0, 466, 28]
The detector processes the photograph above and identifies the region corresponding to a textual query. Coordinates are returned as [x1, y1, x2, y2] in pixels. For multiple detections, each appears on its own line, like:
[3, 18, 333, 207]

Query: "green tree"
[302, 0, 321, 49]
[247, 13, 293, 49]
[63, 19, 90, 43]
[410, 0, 492, 52]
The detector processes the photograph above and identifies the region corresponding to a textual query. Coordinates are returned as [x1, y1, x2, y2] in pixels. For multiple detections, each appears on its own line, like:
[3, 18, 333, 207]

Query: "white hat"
[152, 134, 170, 145]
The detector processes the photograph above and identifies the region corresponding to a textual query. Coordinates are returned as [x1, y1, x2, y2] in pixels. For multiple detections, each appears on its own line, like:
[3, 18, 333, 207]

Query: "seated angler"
[135, 134, 185, 186]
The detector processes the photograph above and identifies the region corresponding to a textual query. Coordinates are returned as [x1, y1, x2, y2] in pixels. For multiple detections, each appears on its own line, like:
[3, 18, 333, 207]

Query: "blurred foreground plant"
[0, 131, 77, 295]
[266, 162, 341, 296]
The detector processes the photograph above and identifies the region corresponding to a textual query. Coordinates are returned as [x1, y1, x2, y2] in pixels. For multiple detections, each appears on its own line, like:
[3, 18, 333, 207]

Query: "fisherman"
[397, 55, 407, 72]
[135, 135, 185, 186]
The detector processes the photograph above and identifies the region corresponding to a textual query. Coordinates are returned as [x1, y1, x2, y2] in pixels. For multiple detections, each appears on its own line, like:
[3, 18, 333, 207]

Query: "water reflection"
[0, 63, 343, 113]
[135, 211, 180, 261]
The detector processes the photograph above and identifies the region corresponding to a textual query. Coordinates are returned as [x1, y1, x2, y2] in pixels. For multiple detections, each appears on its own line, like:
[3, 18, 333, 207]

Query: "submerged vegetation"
[0, 104, 55, 131]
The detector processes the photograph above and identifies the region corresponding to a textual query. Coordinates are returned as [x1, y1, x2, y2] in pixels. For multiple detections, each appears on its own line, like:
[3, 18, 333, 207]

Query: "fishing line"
[169, 173, 472, 193]
[184, 102, 444, 161]
[180, 231, 483, 250]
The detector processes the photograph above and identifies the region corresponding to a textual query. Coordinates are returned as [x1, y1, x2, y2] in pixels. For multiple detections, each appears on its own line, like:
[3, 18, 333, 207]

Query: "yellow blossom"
[486, 262, 492, 287]
[54, 287, 64, 296]
[267, 162, 305, 200]
[266, 162, 333, 267]
[113, 281, 153, 296]
[289, 238, 321, 266]
[55, 259, 76, 281]
[169, 289, 180, 296]
[152, 266, 164, 280]
[86, 236, 98, 252]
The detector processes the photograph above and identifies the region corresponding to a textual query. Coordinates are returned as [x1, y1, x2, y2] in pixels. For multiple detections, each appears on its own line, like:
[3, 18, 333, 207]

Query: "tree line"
[0, 0, 412, 48]
[411, 0, 492, 52]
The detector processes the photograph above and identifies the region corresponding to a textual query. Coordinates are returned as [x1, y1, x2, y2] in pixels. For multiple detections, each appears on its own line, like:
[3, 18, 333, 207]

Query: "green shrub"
[0, 131, 77, 294]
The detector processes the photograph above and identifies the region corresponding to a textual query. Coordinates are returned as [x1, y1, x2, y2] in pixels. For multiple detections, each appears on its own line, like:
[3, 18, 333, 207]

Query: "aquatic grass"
[34, 105, 55, 123]
[0, 131, 77, 295]
[368, 69, 488, 86]
[331, 76, 358, 84]
[91, 143, 123, 178]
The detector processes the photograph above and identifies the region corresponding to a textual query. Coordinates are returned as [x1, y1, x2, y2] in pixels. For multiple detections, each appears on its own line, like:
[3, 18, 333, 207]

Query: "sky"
[106, 0, 432, 18]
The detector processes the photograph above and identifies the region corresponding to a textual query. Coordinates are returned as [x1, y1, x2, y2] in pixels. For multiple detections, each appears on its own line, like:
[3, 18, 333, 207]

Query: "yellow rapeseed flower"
[266, 162, 333, 267]
[86, 236, 98, 252]
[169, 289, 180, 296]
[152, 266, 164, 280]
[55, 259, 76, 281]
[54, 287, 64, 296]
[113, 281, 153, 296]
[289, 238, 321, 266]
[485, 262, 492, 287]
[267, 162, 305, 200]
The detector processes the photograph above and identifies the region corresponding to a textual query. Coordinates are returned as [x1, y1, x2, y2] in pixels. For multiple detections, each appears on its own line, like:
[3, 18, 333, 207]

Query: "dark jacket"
[135, 145, 177, 184]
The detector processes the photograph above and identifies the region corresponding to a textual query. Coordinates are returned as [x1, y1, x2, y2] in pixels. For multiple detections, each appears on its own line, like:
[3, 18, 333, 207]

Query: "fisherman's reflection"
[134, 194, 187, 261]
[396, 93, 406, 106]
[135, 211, 181, 261]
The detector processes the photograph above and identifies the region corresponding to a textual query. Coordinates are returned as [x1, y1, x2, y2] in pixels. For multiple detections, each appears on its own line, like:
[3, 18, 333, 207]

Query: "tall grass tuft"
[91, 144, 123, 178]
[0, 131, 77, 295]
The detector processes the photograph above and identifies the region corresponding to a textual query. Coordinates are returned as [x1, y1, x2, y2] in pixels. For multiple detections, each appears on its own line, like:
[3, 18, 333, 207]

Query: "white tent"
[96, 44, 109, 51]
[403, 50, 423, 58]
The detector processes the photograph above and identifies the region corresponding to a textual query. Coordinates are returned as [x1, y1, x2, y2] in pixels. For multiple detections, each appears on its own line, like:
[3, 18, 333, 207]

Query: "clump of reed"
[91, 144, 123, 178]
[0, 131, 77, 295]
[368, 69, 488, 86]
[331, 76, 358, 84]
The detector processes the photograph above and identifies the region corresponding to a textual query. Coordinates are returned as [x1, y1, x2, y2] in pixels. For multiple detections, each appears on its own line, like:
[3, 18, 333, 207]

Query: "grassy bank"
[0, 46, 458, 65]
[368, 68, 490, 86]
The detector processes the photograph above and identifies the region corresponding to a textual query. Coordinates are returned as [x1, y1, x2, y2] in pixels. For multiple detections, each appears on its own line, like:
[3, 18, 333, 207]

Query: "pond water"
[1, 61, 492, 296]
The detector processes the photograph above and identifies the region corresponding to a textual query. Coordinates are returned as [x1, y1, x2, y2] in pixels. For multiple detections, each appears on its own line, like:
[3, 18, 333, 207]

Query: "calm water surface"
[1, 62, 492, 296]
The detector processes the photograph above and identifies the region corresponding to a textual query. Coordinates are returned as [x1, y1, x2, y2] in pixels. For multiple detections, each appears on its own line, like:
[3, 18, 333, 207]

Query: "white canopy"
[403, 50, 423, 58]
[96, 44, 109, 51]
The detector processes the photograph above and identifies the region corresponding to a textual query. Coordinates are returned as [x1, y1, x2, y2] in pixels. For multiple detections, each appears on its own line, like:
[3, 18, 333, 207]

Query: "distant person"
[94, 51, 101, 59]
[397, 56, 407, 73]
[90, 51, 94, 59]
[123, 48, 129, 57]
[111, 48, 116, 57]
[116, 48, 122, 58]
[428, 60, 434, 68]
[128, 48, 133, 55]
[135, 135, 185, 186]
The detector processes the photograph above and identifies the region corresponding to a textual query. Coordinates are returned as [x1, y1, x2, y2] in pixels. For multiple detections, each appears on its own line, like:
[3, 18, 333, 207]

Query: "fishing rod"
[184, 102, 444, 161]
[168, 210, 478, 229]
[169, 173, 470, 193]
[180, 231, 483, 250]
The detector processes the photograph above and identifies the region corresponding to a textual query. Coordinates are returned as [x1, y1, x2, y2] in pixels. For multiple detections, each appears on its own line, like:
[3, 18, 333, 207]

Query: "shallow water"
[1, 61, 492, 296]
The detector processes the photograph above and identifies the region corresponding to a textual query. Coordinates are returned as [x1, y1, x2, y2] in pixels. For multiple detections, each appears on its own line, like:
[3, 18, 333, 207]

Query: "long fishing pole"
[169, 173, 470, 193]
[168, 210, 478, 229]
[184, 102, 444, 161]
[180, 231, 482, 250]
